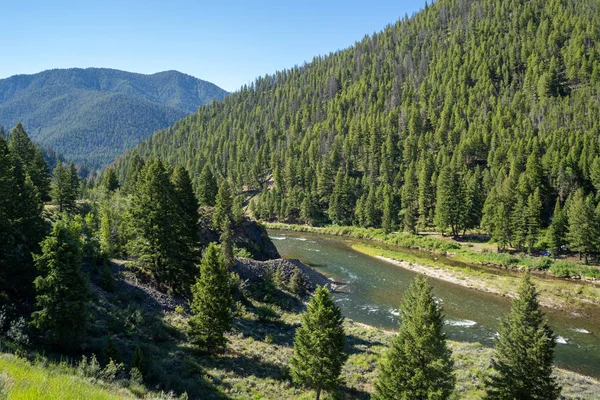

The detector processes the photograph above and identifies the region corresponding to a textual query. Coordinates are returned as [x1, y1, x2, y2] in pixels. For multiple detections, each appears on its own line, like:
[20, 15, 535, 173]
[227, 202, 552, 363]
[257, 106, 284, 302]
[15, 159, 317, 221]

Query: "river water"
[268, 229, 600, 378]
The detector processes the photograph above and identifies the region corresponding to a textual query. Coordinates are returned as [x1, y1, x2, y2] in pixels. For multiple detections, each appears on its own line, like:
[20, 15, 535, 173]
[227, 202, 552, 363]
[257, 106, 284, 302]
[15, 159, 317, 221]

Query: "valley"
[2, 0, 600, 399]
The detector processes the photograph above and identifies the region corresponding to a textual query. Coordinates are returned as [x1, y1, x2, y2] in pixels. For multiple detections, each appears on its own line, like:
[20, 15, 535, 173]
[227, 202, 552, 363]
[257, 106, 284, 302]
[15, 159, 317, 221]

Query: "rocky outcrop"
[197, 207, 279, 260]
[234, 258, 330, 293]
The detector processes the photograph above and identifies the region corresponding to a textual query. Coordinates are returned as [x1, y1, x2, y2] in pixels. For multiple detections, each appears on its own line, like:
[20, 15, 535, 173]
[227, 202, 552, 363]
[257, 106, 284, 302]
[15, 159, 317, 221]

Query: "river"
[268, 229, 600, 378]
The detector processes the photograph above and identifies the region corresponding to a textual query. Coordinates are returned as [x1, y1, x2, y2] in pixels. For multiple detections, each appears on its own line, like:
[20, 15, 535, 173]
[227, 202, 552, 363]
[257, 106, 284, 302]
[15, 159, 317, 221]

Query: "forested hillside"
[116, 0, 600, 257]
[0, 68, 229, 167]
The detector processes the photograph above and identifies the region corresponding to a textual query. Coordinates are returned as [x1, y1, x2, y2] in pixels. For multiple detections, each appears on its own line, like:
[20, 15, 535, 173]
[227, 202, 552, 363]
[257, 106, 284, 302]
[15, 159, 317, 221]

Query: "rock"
[234, 258, 330, 293]
[197, 207, 280, 260]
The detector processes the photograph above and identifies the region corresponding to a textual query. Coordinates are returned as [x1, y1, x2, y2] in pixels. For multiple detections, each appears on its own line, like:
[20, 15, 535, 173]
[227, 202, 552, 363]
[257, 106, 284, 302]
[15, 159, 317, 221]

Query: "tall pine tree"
[31, 217, 89, 350]
[486, 271, 561, 400]
[188, 243, 233, 352]
[374, 275, 455, 400]
[290, 286, 347, 400]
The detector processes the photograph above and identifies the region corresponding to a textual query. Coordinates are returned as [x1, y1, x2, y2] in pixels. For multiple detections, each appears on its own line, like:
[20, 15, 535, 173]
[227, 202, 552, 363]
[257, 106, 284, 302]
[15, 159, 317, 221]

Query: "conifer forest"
[2, 0, 600, 399]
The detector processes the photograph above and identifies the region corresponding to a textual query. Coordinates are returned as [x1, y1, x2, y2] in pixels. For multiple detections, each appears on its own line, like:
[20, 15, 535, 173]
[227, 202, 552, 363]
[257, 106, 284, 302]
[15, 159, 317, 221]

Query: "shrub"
[534, 257, 553, 271]
[550, 261, 580, 277]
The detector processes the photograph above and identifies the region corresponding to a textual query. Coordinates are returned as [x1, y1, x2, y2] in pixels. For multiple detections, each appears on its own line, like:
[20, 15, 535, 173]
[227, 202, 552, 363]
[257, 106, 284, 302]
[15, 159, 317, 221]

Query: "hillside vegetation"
[0, 68, 229, 167]
[116, 0, 600, 262]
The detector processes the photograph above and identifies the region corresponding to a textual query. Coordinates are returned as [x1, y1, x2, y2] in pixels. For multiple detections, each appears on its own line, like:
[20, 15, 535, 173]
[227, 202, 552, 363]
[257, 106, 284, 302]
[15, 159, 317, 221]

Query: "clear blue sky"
[1, 0, 428, 92]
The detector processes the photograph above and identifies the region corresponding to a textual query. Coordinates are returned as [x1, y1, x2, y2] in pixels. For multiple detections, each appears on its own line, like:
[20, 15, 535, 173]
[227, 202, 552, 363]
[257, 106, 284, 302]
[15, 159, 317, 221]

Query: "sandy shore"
[373, 255, 572, 310]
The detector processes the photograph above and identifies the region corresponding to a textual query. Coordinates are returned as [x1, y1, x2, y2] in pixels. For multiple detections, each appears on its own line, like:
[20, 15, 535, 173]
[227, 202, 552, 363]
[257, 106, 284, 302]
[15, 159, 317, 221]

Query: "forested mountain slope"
[0, 68, 229, 167]
[116, 0, 600, 251]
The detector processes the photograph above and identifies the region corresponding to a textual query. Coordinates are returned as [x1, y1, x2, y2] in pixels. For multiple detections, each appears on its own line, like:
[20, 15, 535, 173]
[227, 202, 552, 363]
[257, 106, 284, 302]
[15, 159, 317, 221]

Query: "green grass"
[0, 354, 136, 400]
[3, 313, 599, 400]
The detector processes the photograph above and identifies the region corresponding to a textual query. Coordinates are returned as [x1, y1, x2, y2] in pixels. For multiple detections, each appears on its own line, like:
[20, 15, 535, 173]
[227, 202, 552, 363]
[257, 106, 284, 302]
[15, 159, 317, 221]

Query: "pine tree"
[494, 204, 512, 251]
[68, 162, 80, 205]
[122, 154, 145, 194]
[417, 155, 435, 228]
[172, 166, 200, 281]
[31, 217, 89, 349]
[0, 135, 18, 302]
[188, 243, 233, 352]
[402, 166, 418, 234]
[566, 189, 598, 263]
[102, 168, 120, 192]
[381, 185, 395, 233]
[374, 275, 455, 400]
[0, 134, 47, 302]
[197, 164, 218, 206]
[290, 286, 346, 400]
[546, 198, 567, 256]
[486, 271, 561, 399]
[52, 161, 76, 213]
[8, 124, 51, 201]
[127, 159, 188, 291]
[328, 169, 352, 225]
[525, 189, 542, 254]
[511, 196, 528, 251]
[213, 181, 233, 230]
[289, 266, 306, 296]
[434, 164, 464, 237]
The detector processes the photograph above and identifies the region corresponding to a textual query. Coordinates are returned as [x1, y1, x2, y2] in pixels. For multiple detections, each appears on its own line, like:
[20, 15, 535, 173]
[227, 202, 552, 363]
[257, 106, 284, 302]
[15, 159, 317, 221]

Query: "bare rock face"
[197, 208, 280, 261]
[234, 258, 330, 293]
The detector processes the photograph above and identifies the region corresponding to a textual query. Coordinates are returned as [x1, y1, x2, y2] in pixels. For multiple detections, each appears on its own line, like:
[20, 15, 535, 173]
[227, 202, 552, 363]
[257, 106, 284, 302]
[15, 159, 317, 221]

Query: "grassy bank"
[264, 223, 600, 280]
[2, 311, 599, 400]
[0, 353, 137, 399]
[352, 244, 600, 312]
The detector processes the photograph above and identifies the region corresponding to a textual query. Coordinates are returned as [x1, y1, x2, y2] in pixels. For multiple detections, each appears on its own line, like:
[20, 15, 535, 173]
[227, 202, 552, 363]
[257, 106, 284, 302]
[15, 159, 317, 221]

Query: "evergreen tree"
[402, 166, 418, 234]
[0, 135, 18, 302]
[525, 189, 542, 254]
[486, 271, 561, 400]
[127, 159, 191, 291]
[31, 217, 89, 349]
[289, 266, 306, 296]
[381, 185, 395, 233]
[290, 286, 347, 400]
[197, 164, 219, 206]
[328, 169, 353, 225]
[188, 243, 233, 352]
[28, 146, 52, 202]
[374, 275, 455, 400]
[68, 162, 80, 204]
[566, 189, 598, 263]
[417, 155, 435, 228]
[102, 168, 120, 192]
[51, 161, 76, 213]
[213, 181, 233, 230]
[434, 164, 464, 237]
[546, 198, 567, 256]
[122, 154, 145, 194]
[8, 123, 51, 201]
[172, 166, 200, 279]
[494, 204, 512, 251]
[511, 196, 528, 251]
[0, 135, 46, 302]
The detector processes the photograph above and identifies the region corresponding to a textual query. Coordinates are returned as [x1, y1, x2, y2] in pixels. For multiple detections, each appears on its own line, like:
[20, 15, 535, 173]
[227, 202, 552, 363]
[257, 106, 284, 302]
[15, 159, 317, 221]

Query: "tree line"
[113, 0, 600, 262]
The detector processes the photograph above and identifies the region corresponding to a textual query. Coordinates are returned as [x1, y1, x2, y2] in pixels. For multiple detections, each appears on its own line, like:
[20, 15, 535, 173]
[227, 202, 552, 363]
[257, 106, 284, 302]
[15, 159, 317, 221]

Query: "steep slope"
[0, 68, 229, 167]
[116, 0, 600, 240]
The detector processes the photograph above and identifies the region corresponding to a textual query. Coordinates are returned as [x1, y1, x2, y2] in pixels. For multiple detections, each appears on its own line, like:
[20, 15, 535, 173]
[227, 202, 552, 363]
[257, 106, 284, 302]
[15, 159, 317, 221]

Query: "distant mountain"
[0, 68, 229, 167]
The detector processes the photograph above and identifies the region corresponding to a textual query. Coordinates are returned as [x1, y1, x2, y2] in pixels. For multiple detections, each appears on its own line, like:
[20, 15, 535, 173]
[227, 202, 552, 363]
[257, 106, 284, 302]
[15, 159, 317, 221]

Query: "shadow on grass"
[205, 352, 290, 380]
[233, 317, 297, 347]
[345, 334, 385, 355]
